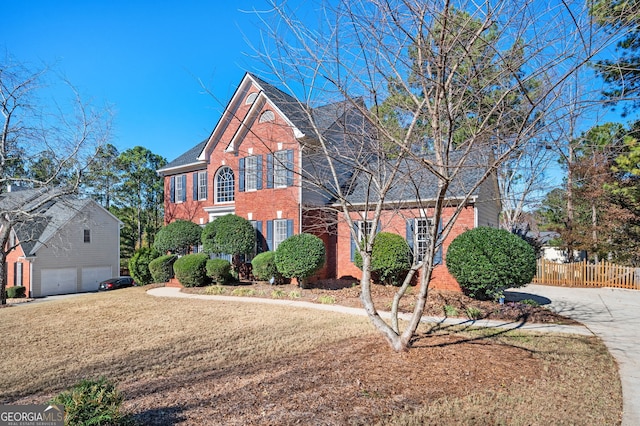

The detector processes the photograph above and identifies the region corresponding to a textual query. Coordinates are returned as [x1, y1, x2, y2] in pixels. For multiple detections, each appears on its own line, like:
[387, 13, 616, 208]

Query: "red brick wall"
[5, 242, 31, 297]
[163, 80, 303, 244]
[334, 206, 477, 291]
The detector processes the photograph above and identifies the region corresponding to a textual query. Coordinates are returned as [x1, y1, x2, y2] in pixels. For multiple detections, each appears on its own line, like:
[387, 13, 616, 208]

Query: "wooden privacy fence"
[532, 259, 640, 290]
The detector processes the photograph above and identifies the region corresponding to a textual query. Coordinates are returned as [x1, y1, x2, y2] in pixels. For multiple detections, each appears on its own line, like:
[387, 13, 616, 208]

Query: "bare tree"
[247, 0, 621, 351]
[0, 54, 112, 304]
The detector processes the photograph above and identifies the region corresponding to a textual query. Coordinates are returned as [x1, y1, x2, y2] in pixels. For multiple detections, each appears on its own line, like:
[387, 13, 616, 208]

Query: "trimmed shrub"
[128, 247, 161, 286]
[202, 214, 255, 256]
[206, 258, 232, 284]
[275, 233, 325, 287]
[173, 253, 209, 287]
[446, 227, 536, 300]
[251, 251, 282, 283]
[7, 286, 26, 298]
[50, 377, 127, 426]
[148, 254, 178, 283]
[354, 232, 412, 286]
[154, 220, 202, 255]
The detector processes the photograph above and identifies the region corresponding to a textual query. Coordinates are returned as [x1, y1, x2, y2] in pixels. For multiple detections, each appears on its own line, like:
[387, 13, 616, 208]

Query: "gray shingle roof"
[344, 151, 490, 205]
[1, 189, 93, 256]
[157, 139, 208, 173]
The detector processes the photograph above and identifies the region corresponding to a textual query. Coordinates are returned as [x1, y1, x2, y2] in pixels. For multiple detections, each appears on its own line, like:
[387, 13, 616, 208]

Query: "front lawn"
[0, 286, 622, 425]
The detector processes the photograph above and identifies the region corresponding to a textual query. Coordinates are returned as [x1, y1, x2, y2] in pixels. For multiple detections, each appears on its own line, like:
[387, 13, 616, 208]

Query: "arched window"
[245, 92, 258, 105]
[215, 167, 234, 203]
[259, 110, 275, 123]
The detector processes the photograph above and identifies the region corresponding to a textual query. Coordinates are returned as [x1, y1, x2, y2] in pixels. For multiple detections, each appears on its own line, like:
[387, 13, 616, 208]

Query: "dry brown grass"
[0, 286, 622, 425]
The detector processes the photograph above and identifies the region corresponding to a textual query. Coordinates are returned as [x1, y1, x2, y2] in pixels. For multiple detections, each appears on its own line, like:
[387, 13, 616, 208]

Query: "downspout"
[298, 145, 303, 234]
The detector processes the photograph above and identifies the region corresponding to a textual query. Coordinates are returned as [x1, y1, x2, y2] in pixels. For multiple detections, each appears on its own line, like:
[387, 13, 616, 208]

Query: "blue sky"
[2, 1, 272, 163]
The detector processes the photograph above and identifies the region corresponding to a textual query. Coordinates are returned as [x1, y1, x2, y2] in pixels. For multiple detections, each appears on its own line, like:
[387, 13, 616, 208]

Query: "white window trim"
[414, 218, 433, 262]
[273, 219, 288, 251]
[274, 150, 288, 188]
[215, 167, 235, 204]
[356, 220, 374, 244]
[176, 175, 184, 203]
[245, 156, 258, 192]
[198, 171, 207, 200]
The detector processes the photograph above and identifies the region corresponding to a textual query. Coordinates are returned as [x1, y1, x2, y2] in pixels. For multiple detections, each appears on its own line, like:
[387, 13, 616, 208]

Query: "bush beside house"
[251, 251, 283, 283]
[275, 233, 325, 288]
[148, 254, 178, 283]
[446, 227, 536, 300]
[129, 248, 161, 286]
[154, 220, 202, 255]
[354, 232, 412, 286]
[174, 253, 209, 287]
[206, 259, 232, 284]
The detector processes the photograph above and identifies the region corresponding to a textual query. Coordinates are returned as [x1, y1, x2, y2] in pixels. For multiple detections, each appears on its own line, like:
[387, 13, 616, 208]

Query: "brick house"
[157, 73, 501, 290]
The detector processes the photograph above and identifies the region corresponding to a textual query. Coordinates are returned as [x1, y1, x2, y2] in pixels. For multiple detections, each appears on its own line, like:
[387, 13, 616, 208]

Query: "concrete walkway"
[506, 284, 640, 426]
[148, 285, 635, 424]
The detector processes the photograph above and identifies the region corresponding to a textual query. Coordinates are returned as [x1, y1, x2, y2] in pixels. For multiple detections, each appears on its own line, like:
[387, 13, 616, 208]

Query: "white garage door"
[40, 268, 77, 296]
[81, 266, 113, 292]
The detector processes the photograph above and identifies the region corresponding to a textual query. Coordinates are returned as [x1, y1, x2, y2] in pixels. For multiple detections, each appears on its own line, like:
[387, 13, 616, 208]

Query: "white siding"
[31, 202, 120, 297]
[475, 176, 501, 228]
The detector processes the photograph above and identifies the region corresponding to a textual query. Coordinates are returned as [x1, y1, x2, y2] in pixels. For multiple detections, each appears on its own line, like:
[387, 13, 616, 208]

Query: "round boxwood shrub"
[154, 220, 202, 255]
[202, 214, 255, 256]
[275, 233, 325, 288]
[251, 251, 283, 283]
[173, 253, 209, 287]
[206, 258, 232, 284]
[354, 232, 412, 286]
[446, 226, 536, 300]
[148, 254, 178, 283]
[128, 247, 161, 286]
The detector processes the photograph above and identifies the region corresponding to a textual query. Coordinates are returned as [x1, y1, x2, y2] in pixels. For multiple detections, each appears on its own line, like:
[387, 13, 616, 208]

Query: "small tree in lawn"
[275, 233, 325, 288]
[201, 214, 255, 278]
[252, 0, 619, 351]
[154, 219, 202, 255]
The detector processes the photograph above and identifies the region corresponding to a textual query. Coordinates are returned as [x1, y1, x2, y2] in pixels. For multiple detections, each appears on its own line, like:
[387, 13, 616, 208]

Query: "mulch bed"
[182, 279, 580, 325]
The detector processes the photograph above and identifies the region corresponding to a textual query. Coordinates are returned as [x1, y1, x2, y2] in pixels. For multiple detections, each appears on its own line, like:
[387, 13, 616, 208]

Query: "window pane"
[198, 172, 207, 200]
[216, 167, 235, 203]
[245, 156, 257, 191]
[415, 219, 430, 261]
[274, 219, 288, 251]
[176, 175, 184, 202]
[274, 151, 287, 188]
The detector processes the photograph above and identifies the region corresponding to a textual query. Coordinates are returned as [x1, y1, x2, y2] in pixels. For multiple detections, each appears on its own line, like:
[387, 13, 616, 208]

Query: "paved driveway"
[507, 284, 640, 426]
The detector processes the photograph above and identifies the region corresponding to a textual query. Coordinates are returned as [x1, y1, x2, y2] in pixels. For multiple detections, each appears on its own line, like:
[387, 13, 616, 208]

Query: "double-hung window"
[350, 220, 374, 262]
[414, 218, 431, 262]
[267, 150, 294, 189]
[245, 156, 257, 191]
[176, 175, 185, 202]
[197, 171, 208, 200]
[273, 151, 288, 188]
[406, 217, 442, 264]
[273, 219, 289, 251]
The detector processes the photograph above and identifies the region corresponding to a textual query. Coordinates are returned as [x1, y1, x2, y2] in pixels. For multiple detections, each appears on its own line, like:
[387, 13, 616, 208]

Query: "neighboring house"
[2, 188, 122, 297]
[157, 73, 501, 290]
[528, 230, 587, 263]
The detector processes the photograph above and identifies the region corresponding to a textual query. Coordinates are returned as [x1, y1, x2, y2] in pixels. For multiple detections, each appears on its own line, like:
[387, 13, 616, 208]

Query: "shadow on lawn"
[132, 406, 187, 425]
[503, 291, 551, 306]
